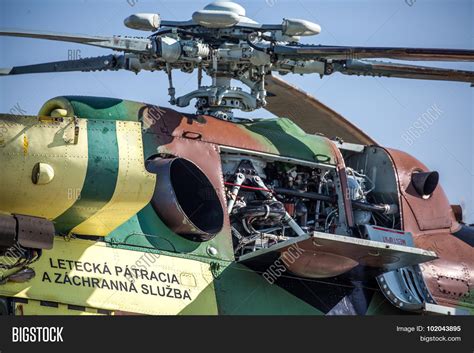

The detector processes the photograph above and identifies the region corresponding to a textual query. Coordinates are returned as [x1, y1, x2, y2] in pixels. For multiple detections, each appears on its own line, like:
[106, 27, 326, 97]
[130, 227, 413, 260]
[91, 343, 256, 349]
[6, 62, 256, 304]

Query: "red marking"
[224, 182, 273, 193]
[372, 226, 405, 235]
[284, 203, 295, 216]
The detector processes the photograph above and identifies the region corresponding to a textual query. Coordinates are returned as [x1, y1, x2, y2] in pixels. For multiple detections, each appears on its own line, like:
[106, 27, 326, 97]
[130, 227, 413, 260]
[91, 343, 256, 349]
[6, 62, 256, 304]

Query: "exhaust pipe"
[411, 171, 439, 197]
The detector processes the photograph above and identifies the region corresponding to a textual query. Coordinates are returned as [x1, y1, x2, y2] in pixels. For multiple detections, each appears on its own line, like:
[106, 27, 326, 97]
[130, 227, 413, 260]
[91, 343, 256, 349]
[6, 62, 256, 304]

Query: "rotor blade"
[0, 55, 129, 76]
[265, 75, 376, 145]
[273, 45, 474, 62]
[334, 60, 474, 84]
[0, 29, 153, 54]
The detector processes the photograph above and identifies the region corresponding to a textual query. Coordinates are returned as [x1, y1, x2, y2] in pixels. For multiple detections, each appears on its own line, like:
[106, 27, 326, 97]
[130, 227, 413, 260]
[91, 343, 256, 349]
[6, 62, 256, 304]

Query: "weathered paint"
[0, 112, 155, 236]
[0, 237, 219, 315]
[38, 96, 337, 263]
[39, 96, 145, 122]
[53, 119, 120, 233]
[0, 236, 361, 315]
[385, 148, 474, 314]
[387, 148, 456, 231]
[58, 120, 156, 235]
[108, 203, 235, 263]
[1, 96, 470, 315]
[213, 262, 325, 315]
[0, 115, 89, 219]
[141, 105, 337, 165]
[153, 137, 234, 261]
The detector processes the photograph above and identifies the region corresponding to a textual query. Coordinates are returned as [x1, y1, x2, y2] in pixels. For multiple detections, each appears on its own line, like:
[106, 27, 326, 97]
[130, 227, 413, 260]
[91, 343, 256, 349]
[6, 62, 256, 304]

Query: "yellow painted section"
[71, 121, 156, 235]
[0, 237, 218, 315]
[15, 300, 106, 316]
[0, 114, 88, 220]
[22, 134, 29, 155]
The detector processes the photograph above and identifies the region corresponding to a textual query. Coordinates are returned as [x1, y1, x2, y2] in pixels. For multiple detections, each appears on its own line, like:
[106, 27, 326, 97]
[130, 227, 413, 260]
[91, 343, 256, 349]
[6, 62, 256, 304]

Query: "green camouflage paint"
[39, 96, 145, 122]
[241, 118, 335, 164]
[37, 96, 465, 316]
[54, 119, 119, 233]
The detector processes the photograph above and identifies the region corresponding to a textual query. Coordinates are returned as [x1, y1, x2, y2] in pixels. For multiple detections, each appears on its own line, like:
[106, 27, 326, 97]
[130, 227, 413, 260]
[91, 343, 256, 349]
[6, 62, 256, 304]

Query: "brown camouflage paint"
[386, 148, 473, 311]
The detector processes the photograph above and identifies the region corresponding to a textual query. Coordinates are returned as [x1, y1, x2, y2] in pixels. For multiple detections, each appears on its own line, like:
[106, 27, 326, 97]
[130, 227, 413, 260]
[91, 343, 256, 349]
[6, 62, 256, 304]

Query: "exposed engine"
[222, 152, 399, 257]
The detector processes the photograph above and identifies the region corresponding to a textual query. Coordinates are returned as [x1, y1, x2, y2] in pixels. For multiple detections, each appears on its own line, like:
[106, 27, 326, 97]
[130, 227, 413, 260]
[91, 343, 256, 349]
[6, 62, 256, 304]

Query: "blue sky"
[1, 0, 473, 223]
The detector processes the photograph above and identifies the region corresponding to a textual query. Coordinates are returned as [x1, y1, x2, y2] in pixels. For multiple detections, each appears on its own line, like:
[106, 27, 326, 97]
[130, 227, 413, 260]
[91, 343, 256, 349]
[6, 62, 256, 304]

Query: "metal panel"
[239, 231, 436, 273]
[0, 237, 218, 315]
[364, 225, 414, 247]
[387, 148, 453, 231]
[69, 120, 156, 236]
[0, 114, 89, 220]
[15, 214, 54, 250]
[0, 214, 16, 247]
[423, 302, 470, 316]
[219, 145, 336, 169]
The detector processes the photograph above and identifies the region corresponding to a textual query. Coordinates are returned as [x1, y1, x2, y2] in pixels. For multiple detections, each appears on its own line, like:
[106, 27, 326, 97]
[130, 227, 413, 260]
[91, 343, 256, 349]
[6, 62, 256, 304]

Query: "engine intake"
[146, 157, 224, 242]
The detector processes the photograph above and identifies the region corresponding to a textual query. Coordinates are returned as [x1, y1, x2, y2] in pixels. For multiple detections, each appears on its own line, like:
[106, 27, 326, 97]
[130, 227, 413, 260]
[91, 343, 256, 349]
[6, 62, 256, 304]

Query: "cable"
[324, 209, 338, 232]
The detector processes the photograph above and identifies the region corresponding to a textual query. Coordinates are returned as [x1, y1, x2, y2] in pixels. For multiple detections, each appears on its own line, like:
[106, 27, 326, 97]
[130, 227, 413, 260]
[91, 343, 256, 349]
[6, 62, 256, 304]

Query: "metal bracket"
[423, 302, 470, 315]
[365, 225, 438, 312]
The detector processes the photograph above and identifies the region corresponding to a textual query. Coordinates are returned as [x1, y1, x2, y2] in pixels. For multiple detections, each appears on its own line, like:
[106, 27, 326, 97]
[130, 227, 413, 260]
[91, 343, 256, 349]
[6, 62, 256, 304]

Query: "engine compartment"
[221, 146, 401, 258]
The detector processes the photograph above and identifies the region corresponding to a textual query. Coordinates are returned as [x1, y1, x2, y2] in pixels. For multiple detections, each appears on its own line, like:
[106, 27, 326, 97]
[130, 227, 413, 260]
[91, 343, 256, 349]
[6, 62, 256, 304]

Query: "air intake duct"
[146, 157, 224, 242]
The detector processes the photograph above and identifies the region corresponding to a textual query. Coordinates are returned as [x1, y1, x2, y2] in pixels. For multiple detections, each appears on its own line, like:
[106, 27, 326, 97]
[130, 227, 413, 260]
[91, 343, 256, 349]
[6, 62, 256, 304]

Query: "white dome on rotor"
[193, 1, 258, 28]
[203, 1, 246, 17]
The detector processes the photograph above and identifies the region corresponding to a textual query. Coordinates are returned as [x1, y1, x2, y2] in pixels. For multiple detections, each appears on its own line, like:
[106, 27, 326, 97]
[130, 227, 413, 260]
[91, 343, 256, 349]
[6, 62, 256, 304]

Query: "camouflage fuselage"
[0, 96, 471, 315]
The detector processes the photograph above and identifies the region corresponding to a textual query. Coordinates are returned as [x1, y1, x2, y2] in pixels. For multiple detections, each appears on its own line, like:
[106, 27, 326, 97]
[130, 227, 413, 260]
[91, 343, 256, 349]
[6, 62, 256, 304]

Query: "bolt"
[207, 246, 218, 256]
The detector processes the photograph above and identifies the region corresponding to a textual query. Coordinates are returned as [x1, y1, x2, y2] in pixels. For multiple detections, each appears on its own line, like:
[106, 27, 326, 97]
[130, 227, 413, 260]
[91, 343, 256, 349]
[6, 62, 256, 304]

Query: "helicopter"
[0, 1, 473, 315]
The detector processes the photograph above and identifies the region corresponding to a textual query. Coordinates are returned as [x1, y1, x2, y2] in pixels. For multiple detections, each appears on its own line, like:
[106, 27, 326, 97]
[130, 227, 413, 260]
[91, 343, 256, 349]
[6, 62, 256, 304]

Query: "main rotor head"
[122, 1, 323, 120]
[1, 1, 473, 121]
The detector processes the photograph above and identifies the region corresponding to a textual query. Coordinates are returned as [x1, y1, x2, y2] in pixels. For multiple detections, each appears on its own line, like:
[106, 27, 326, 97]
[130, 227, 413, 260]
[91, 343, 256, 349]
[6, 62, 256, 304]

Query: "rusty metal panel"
[415, 232, 474, 309]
